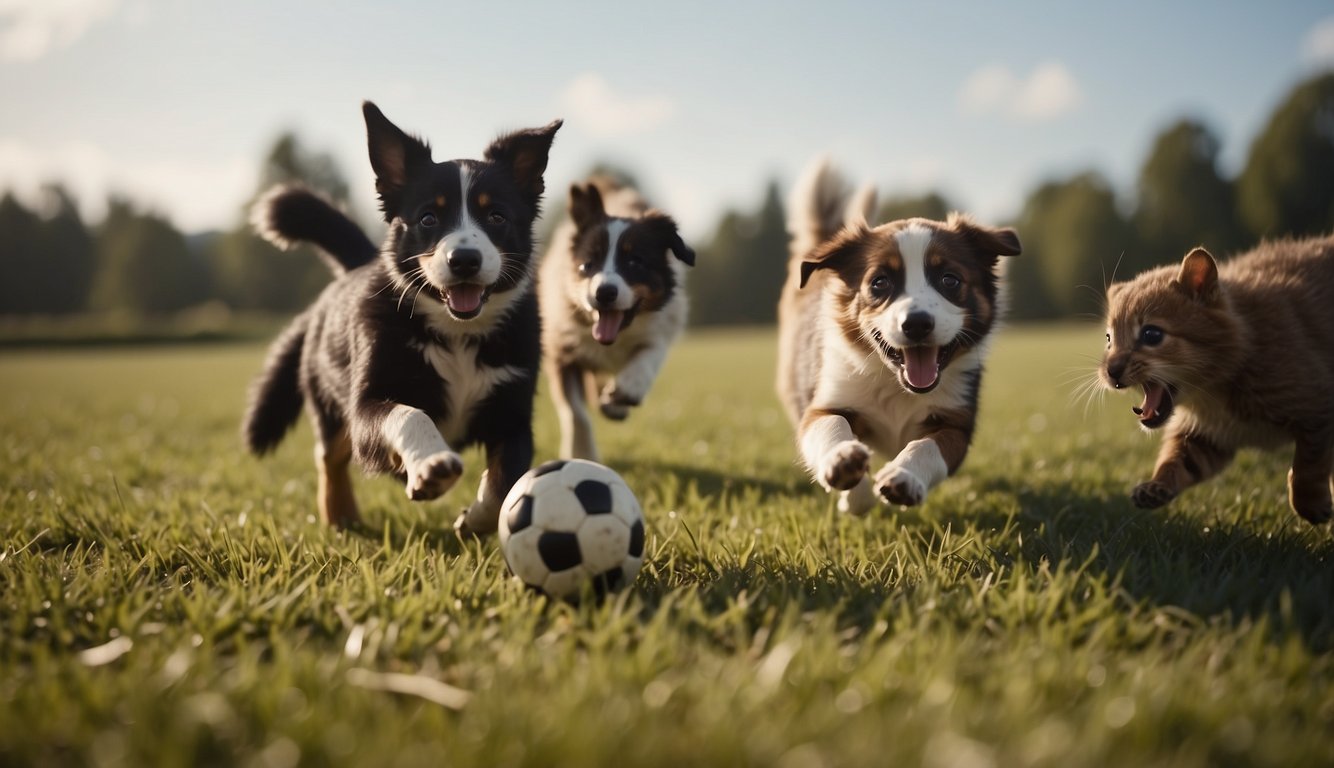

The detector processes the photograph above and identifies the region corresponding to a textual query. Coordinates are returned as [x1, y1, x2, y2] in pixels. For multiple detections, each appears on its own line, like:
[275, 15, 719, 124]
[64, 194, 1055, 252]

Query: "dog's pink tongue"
[593, 310, 623, 345]
[903, 345, 940, 389]
[447, 284, 484, 315]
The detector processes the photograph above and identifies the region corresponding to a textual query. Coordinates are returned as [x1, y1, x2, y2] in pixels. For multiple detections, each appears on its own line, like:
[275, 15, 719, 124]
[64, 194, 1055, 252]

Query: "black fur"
[243, 101, 561, 532]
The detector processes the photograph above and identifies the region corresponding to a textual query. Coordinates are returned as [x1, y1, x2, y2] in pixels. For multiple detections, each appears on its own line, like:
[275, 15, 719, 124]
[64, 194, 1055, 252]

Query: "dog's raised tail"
[242, 313, 307, 456]
[787, 157, 855, 260]
[251, 185, 377, 275]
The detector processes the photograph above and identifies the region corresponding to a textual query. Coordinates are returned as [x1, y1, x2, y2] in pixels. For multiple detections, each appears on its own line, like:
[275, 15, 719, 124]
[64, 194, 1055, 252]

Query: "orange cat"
[1100, 236, 1334, 524]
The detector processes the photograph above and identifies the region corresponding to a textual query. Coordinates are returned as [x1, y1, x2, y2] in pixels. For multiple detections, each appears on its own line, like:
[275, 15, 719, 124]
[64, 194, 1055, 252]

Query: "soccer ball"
[498, 459, 646, 599]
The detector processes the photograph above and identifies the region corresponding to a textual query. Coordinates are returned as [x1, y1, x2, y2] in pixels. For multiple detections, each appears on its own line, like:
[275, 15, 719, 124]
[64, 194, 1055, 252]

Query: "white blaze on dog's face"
[799, 215, 1020, 394]
[413, 164, 506, 317]
[565, 182, 695, 346]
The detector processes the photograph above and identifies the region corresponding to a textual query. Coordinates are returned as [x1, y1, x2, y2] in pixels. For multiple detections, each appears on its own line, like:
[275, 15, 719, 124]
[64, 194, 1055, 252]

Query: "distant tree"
[691, 181, 788, 326]
[209, 132, 355, 312]
[93, 198, 208, 314]
[875, 191, 954, 224]
[1236, 72, 1334, 240]
[36, 185, 96, 313]
[1013, 172, 1137, 319]
[1135, 119, 1246, 262]
[0, 193, 44, 315]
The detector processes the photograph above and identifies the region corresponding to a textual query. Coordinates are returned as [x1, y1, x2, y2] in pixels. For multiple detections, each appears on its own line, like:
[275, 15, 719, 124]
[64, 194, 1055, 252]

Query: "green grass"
[2, 325, 1331, 767]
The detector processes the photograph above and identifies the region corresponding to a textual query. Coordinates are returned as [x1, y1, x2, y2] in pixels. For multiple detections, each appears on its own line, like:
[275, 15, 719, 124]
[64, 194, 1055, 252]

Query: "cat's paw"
[874, 463, 928, 507]
[1131, 480, 1176, 509]
[406, 451, 463, 501]
[818, 441, 870, 491]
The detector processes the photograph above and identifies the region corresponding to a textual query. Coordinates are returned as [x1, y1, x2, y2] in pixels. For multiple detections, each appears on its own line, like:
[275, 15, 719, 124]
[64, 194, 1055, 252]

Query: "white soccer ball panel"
[554, 459, 619, 490]
[608, 481, 643, 529]
[542, 566, 590, 599]
[529, 485, 588, 531]
[502, 527, 549, 587]
[575, 515, 632, 572]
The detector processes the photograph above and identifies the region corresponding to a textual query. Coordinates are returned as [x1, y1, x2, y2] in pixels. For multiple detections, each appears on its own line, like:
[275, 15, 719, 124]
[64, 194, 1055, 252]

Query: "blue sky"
[1, 0, 1332, 240]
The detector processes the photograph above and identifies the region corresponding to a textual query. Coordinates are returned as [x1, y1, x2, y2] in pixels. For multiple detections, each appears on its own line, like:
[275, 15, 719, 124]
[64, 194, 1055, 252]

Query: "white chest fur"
[419, 341, 523, 445]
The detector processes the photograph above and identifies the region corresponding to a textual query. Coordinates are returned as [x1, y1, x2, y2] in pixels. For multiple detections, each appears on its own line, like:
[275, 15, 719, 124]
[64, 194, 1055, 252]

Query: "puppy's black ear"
[363, 101, 432, 221]
[569, 183, 605, 230]
[948, 212, 1021, 262]
[668, 231, 695, 266]
[799, 234, 860, 289]
[485, 119, 563, 204]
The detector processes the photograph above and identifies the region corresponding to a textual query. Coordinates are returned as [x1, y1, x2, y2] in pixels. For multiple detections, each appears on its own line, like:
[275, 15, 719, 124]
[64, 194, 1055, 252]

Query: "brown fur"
[1100, 235, 1334, 523]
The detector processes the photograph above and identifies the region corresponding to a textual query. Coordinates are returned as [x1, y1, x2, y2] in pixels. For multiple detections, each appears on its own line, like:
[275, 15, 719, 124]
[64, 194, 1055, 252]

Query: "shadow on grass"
[608, 460, 805, 504]
[946, 476, 1334, 650]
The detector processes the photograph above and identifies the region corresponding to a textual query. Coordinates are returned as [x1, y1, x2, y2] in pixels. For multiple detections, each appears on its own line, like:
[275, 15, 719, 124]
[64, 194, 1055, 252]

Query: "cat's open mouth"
[1133, 382, 1175, 429]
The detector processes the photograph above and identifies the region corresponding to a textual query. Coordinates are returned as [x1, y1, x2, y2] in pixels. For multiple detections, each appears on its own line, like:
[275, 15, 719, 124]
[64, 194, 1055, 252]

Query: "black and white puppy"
[243, 101, 561, 535]
[777, 159, 1020, 515]
[538, 177, 694, 460]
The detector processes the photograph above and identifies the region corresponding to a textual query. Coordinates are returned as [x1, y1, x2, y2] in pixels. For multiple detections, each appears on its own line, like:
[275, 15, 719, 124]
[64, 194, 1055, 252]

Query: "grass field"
[2, 325, 1331, 767]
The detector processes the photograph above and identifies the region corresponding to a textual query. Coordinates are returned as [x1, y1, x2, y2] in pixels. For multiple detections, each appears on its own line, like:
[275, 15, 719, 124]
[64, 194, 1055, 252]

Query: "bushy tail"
[242, 314, 307, 455]
[250, 185, 377, 275]
[787, 157, 870, 261]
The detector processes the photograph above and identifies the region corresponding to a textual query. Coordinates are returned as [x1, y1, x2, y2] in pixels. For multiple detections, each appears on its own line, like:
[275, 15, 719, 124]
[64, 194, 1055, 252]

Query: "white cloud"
[558, 73, 675, 138]
[0, 0, 122, 61]
[0, 138, 254, 231]
[957, 61, 1083, 122]
[1304, 16, 1334, 66]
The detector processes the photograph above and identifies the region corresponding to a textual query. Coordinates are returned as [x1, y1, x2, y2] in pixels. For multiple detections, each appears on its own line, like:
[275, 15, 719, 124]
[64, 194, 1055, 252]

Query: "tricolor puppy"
[242, 101, 561, 535]
[538, 176, 695, 460]
[777, 159, 1020, 515]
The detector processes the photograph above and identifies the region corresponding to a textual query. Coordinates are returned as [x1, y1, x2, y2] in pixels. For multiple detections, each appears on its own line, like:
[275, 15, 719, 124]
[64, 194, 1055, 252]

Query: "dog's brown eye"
[941, 273, 961, 289]
[487, 211, 507, 226]
[419, 212, 438, 228]
[578, 261, 596, 277]
[869, 275, 892, 296]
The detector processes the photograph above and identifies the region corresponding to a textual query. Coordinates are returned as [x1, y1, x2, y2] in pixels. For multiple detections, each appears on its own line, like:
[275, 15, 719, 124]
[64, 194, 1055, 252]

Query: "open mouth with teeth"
[870, 329, 961, 393]
[1133, 381, 1176, 429]
[439, 282, 492, 320]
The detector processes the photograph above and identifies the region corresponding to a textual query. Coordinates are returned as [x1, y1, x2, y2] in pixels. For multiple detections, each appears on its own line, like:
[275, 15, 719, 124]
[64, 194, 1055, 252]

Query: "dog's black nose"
[594, 283, 619, 307]
[901, 311, 934, 342]
[448, 248, 483, 278]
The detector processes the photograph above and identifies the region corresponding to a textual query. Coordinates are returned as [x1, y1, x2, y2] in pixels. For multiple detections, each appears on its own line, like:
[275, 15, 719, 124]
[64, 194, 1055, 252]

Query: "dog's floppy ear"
[485, 119, 563, 204]
[799, 230, 861, 289]
[1174, 247, 1221, 303]
[363, 101, 432, 221]
[668, 230, 695, 267]
[948, 213, 1021, 262]
[569, 182, 605, 230]
[643, 212, 695, 267]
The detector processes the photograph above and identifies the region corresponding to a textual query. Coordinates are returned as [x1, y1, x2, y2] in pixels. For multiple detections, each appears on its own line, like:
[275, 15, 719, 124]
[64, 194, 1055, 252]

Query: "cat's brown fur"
[1100, 235, 1334, 524]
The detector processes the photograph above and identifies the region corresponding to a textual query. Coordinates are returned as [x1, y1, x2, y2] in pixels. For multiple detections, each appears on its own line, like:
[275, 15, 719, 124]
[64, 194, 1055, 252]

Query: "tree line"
[1, 73, 1331, 324]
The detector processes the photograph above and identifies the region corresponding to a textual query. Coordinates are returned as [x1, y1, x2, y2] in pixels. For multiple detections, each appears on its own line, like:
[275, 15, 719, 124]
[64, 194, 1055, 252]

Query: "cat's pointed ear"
[1175, 247, 1220, 302]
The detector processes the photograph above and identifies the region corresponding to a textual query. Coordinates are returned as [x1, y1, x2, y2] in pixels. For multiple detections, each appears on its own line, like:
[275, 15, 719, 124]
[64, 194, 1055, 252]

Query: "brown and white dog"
[777, 159, 1021, 515]
[538, 176, 694, 461]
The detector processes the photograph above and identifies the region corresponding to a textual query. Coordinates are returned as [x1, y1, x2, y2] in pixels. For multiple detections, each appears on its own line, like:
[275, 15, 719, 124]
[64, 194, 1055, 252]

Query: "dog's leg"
[455, 433, 535, 537]
[1287, 430, 1333, 524]
[874, 438, 949, 507]
[316, 428, 360, 528]
[600, 340, 669, 420]
[374, 404, 464, 501]
[1132, 428, 1234, 509]
[839, 477, 876, 516]
[799, 408, 871, 494]
[552, 361, 598, 461]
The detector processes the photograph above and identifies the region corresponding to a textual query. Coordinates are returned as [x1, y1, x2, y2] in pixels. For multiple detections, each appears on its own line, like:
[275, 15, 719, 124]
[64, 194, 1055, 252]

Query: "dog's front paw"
[1131, 480, 1176, 509]
[818, 441, 870, 491]
[874, 463, 927, 506]
[600, 401, 632, 421]
[406, 451, 463, 501]
[453, 505, 498, 539]
[600, 379, 644, 420]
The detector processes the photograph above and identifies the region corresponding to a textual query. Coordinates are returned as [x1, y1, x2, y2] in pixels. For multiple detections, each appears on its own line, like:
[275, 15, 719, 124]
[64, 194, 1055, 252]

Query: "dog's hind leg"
[455, 432, 535, 537]
[316, 427, 360, 528]
[552, 362, 598, 461]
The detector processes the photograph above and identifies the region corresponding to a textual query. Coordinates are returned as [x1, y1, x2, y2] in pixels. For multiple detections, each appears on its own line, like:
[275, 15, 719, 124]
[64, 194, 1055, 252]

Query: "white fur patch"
[381, 404, 450, 465]
[421, 341, 524, 444]
[420, 165, 503, 290]
[880, 223, 965, 348]
[883, 438, 949, 489]
[587, 219, 635, 312]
